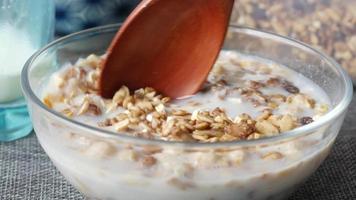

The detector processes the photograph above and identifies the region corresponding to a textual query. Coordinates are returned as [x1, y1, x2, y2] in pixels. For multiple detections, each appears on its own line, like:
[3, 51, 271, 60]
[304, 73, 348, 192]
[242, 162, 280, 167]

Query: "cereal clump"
[42, 53, 329, 143]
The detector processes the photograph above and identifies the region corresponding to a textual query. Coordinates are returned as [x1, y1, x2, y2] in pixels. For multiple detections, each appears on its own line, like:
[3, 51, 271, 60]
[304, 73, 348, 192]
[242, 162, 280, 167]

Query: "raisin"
[266, 78, 281, 86]
[282, 81, 300, 94]
[249, 80, 265, 89]
[301, 117, 314, 125]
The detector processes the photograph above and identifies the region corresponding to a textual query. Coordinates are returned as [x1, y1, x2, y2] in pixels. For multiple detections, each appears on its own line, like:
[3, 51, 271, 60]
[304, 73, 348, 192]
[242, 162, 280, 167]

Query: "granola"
[232, 0, 356, 81]
[42, 51, 330, 143]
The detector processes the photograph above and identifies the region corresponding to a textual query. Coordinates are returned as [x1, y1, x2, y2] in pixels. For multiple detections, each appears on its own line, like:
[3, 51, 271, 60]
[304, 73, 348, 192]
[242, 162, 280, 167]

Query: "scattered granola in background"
[231, 0, 356, 81]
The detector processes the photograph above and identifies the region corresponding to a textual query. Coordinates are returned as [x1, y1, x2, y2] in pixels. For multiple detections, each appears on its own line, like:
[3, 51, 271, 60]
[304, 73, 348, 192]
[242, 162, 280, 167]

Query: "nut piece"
[287, 94, 316, 108]
[84, 141, 116, 158]
[225, 122, 255, 139]
[114, 119, 130, 131]
[256, 120, 279, 136]
[268, 115, 296, 132]
[262, 152, 284, 160]
[77, 99, 90, 115]
[43, 95, 53, 109]
[141, 156, 157, 167]
[61, 108, 74, 118]
[173, 163, 195, 178]
[167, 178, 196, 190]
[88, 103, 102, 115]
[113, 86, 130, 106]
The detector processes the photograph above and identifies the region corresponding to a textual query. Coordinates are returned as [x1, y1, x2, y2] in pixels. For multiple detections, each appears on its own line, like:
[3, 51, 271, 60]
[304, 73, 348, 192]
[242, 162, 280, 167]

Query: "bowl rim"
[21, 24, 353, 148]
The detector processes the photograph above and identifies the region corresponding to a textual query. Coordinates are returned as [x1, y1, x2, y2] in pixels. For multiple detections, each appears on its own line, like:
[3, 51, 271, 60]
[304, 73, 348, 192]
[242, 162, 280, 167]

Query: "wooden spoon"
[99, 0, 235, 99]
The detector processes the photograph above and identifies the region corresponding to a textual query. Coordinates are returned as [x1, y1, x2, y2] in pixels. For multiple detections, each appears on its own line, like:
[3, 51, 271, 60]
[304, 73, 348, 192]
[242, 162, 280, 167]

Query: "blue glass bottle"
[0, 0, 54, 141]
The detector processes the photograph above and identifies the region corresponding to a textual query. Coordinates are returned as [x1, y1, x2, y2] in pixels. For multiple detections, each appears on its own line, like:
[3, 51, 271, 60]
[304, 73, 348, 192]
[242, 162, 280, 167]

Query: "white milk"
[0, 24, 36, 103]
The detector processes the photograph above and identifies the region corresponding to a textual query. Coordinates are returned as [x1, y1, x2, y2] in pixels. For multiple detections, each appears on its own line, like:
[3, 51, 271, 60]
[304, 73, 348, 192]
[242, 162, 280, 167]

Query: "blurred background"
[55, 0, 140, 36]
[55, 0, 355, 80]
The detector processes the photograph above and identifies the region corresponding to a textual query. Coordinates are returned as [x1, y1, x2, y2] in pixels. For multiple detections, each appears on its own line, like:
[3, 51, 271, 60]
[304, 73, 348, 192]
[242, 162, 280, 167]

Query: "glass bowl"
[22, 24, 352, 200]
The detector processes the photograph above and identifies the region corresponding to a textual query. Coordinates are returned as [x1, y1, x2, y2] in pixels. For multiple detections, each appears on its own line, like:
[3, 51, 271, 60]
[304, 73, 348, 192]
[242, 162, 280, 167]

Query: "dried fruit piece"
[282, 81, 300, 94]
[300, 117, 314, 125]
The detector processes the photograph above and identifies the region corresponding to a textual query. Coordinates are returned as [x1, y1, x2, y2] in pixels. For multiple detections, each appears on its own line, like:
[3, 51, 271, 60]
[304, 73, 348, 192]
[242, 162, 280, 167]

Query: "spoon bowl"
[99, 0, 235, 99]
